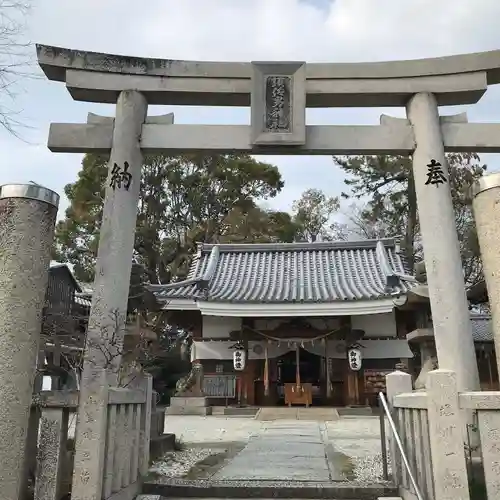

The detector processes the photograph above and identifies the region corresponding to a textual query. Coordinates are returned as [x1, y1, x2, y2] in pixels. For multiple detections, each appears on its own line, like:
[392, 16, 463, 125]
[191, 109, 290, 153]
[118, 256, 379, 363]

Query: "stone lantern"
[407, 328, 437, 390]
[119, 315, 157, 384]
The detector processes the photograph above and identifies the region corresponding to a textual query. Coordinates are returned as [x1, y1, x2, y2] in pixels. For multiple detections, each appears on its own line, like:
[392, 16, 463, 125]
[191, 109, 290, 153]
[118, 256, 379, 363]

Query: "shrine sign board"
[251, 62, 306, 146]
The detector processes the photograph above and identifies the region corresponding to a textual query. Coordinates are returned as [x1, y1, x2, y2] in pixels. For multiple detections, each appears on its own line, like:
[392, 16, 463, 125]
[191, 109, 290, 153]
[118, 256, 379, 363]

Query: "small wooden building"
[39, 263, 91, 390]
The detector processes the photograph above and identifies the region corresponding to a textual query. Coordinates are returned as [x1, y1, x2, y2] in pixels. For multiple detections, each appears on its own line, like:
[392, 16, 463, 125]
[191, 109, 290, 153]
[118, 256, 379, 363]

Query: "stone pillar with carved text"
[71, 90, 148, 500]
[0, 184, 59, 500]
[472, 173, 500, 374]
[407, 92, 479, 393]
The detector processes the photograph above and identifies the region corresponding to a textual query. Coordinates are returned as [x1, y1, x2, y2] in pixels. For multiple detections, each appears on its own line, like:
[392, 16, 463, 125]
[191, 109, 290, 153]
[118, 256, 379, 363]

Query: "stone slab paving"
[211, 421, 338, 481]
[326, 416, 383, 458]
[164, 415, 264, 446]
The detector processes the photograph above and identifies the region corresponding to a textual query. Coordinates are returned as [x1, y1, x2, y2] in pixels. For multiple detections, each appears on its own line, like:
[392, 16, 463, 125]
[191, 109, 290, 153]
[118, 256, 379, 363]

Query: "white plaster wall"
[351, 311, 397, 337]
[202, 315, 242, 338]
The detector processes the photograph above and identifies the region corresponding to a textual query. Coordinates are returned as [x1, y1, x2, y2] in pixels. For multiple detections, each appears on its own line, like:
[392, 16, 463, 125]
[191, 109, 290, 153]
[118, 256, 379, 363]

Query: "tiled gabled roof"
[470, 313, 493, 342]
[150, 238, 417, 304]
[49, 261, 82, 292]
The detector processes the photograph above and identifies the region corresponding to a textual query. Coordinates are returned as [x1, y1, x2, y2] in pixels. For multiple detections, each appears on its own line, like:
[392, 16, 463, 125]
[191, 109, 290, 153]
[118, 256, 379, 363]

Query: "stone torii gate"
[35, 44, 500, 495]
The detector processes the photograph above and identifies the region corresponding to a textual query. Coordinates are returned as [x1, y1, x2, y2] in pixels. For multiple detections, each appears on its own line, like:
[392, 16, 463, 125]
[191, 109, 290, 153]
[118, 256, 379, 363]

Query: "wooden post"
[347, 371, 359, 406]
[325, 339, 332, 399]
[264, 343, 269, 397]
[295, 344, 301, 387]
[52, 337, 62, 390]
[243, 338, 249, 405]
[486, 348, 494, 389]
[237, 376, 242, 406]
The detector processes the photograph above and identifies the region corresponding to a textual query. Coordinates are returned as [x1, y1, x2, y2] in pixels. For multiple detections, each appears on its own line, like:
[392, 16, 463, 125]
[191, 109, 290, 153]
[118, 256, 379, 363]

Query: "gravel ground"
[350, 453, 391, 483]
[150, 448, 218, 478]
[326, 417, 391, 483]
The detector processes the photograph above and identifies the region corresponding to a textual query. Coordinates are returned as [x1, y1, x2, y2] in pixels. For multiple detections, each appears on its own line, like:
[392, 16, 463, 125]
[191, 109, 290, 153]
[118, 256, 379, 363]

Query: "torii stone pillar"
[472, 173, 500, 374]
[71, 90, 147, 500]
[0, 184, 59, 500]
[407, 92, 480, 393]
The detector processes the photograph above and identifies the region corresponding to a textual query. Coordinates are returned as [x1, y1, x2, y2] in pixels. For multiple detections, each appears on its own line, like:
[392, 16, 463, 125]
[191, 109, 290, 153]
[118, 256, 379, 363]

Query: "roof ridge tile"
[198, 238, 396, 253]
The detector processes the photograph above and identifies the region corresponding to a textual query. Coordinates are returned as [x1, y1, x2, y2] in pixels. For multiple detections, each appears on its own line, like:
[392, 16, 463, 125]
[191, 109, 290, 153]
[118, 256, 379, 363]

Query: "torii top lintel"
[36, 44, 500, 107]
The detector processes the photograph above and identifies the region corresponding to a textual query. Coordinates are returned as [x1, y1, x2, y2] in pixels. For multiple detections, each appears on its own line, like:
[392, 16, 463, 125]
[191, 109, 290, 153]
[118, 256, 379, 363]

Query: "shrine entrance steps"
[139, 483, 399, 499]
[255, 406, 339, 421]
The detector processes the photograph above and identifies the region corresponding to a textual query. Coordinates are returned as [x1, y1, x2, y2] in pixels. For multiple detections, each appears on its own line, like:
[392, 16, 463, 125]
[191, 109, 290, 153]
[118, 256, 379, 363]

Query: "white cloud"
[1, 0, 500, 216]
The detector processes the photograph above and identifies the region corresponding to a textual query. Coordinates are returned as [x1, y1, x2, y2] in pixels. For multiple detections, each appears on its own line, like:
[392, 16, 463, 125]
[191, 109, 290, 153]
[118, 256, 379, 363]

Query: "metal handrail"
[379, 392, 425, 500]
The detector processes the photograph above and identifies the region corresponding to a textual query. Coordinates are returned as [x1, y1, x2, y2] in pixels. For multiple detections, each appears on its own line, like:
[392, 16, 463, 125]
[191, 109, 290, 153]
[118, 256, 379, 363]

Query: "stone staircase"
[256, 406, 340, 421]
[139, 497, 401, 500]
[138, 494, 400, 500]
[139, 480, 400, 499]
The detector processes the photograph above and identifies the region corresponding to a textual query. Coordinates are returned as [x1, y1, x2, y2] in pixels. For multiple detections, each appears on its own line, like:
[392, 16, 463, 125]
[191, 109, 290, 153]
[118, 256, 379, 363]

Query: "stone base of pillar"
[166, 396, 212, 416]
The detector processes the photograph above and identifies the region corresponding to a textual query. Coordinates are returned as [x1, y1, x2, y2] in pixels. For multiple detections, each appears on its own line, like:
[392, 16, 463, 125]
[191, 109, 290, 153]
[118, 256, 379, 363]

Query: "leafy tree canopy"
[291, 188, 345, 242]
[334, 153, 486, 285]
[54, 153, 285, 284]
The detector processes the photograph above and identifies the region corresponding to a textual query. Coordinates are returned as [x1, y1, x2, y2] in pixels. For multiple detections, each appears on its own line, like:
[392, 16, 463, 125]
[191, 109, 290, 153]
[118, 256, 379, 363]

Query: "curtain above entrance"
[191, 338, 412, 361]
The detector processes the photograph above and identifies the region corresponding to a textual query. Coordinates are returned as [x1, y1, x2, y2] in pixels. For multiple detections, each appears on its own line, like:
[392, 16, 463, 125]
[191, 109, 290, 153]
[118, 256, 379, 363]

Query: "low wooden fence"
[27, 373, 153, 500]
[387, 369, 500, 500]
[203, 374, 237, 398]
[387, 384, 434, 500]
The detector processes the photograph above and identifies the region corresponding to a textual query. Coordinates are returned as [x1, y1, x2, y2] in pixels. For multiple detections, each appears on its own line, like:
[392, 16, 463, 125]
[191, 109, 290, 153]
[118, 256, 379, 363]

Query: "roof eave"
[467, 280, 488, 304]
[160, 296, 405, 317]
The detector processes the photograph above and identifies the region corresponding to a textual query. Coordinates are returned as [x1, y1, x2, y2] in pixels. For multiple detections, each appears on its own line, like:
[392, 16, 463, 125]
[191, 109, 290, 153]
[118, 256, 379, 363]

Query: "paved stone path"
[212, 421, 340, 481]
[163, 414, 386, 483]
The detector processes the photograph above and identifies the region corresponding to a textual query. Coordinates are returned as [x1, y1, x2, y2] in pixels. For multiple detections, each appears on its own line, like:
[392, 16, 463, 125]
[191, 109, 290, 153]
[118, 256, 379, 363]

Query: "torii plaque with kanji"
[251, 61, 306, 146]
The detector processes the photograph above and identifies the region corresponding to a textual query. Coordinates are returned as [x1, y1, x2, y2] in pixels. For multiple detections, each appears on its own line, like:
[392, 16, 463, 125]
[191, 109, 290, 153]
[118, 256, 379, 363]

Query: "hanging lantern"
[348, 348, 362, 371]
[233, 349, 246, 371]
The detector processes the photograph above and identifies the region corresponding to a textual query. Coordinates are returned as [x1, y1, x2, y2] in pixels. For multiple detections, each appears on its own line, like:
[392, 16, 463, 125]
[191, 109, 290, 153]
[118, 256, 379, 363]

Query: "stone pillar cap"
[472, 172, 500, 198]
[0, 183, 59, 207]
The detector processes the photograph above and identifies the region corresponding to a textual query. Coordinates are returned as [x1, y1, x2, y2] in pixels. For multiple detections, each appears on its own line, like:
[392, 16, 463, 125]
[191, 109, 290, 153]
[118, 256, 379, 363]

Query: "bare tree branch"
[0, 0, 36, 137]
[35, 295, 187, 393]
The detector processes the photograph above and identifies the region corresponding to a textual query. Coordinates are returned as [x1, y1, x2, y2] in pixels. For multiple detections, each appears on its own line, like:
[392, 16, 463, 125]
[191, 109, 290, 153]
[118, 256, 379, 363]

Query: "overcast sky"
[2, 0, 500, 218]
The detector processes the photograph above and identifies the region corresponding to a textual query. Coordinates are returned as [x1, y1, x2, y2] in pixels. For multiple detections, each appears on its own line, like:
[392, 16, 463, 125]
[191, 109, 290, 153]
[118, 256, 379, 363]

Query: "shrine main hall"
[151, 238, 431, 407]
